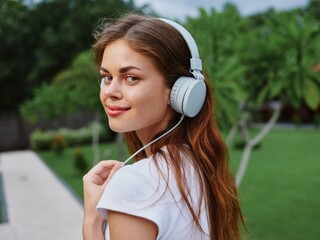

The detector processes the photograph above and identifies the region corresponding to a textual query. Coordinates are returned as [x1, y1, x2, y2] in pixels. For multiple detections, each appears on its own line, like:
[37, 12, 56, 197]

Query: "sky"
[134, 0, 310, 20]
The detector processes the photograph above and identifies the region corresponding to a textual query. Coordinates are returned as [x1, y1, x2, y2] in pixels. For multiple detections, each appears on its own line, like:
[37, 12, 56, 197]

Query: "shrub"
[59, 127, 93, 145]
[51, 133, 67, 155]
[73, 148, 88, 174]
[30, 129, 55, 150]
[314, 113, 320, 128]
[30, 122, 114, 150]
[292, 113, 301, 127]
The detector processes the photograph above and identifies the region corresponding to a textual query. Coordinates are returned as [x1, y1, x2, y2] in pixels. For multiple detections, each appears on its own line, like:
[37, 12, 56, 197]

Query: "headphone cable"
[121, 114, 185, 166]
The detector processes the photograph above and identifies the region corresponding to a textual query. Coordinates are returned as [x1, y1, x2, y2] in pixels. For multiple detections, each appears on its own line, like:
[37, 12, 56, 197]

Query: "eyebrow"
[100, 66, 142, 74]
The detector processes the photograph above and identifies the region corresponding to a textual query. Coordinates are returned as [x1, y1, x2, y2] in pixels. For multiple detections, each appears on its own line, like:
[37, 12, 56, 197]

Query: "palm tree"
[231, 10, 320, 186]
[186, 4, 247, 130]
[186, 7, 320, 186]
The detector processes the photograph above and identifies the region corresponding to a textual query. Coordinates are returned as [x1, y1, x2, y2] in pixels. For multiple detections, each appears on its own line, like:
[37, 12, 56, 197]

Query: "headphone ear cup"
[170, 77, 206, 117]
[170, 77, 190, 115]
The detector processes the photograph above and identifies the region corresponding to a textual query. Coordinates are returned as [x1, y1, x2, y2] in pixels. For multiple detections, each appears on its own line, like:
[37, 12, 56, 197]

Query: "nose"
[100, 79, 123, 100]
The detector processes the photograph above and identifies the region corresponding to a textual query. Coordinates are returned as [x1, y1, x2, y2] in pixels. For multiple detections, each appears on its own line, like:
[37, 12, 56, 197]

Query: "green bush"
[30, 123, 114, 150]
[30, 129, 55, 150]
[314, 113, 320, 128]
[58, 128, 92, 145]
[73, 148, 88, 174]
[51, 133, 67, 155]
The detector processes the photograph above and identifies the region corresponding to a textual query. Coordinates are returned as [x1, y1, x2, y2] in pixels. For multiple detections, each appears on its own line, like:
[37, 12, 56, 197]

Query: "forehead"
[102, 39, 152, 68]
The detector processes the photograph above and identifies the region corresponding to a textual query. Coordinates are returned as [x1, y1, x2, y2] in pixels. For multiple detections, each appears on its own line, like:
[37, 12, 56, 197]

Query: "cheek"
[128, 91, 147, 110]
[100, 90, 105, 103]
[136, 91, 168, 113]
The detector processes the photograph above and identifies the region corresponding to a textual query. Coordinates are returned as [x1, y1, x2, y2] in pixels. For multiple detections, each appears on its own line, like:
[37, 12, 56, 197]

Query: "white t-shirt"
[97, 148, 209, 240]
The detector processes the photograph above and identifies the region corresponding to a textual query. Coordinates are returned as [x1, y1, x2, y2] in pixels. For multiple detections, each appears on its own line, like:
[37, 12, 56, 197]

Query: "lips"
[106, 105, 131, 117]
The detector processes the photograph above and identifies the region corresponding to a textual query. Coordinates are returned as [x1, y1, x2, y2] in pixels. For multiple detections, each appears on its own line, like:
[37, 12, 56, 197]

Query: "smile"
[106, 105, 131, 117]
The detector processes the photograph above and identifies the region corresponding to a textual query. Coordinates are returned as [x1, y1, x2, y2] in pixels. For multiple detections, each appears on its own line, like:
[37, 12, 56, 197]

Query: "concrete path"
[0, 150, 83, 240]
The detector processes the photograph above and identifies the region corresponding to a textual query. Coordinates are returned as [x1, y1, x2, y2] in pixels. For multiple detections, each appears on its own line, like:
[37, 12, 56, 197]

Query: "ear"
[167, 89, 171, 105]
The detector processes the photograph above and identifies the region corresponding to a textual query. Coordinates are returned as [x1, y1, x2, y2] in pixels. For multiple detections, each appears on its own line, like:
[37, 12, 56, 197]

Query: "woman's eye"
[125, 75, 139, 83]
[101, 76, 112, 85]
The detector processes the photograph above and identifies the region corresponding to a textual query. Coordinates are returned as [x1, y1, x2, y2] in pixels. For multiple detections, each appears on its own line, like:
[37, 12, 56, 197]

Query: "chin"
[108, 122, 132, 133]
[109, 126, 126, 133]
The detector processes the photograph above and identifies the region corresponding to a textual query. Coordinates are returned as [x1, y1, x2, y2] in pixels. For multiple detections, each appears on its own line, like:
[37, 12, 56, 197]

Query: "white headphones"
[159, 18, 206, 118]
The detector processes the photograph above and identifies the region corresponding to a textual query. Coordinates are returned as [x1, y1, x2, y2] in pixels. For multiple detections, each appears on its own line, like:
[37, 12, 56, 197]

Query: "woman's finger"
[83, 160, 120, 185]
[103, 163, 122, 187]
[93, 160, 120, 173]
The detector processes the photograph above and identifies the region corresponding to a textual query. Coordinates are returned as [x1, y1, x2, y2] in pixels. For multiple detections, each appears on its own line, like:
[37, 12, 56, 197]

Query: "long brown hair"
[93, 13, 245, 240]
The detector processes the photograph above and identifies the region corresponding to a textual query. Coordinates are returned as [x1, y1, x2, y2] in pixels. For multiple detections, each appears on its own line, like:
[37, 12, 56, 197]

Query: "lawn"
[229, 129, 320, 240]
[0, 174, 2, 223]
[38, 129, 320, 239]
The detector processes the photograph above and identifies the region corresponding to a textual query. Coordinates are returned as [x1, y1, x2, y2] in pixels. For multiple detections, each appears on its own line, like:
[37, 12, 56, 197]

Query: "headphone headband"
[159, 18, 203, 75]
[158, 18, 206, 118]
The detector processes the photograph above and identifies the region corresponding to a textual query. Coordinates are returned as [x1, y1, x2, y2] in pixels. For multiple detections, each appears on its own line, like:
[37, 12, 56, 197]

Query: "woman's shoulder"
[97, 148, 208, 239]
[102, 147, 195, 204]
[102, 153, 168, 199]
[110, 160, 154, 188]
[97, 152, 175, 217]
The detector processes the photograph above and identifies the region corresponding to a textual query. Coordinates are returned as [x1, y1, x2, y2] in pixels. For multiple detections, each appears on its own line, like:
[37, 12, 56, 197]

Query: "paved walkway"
[0, 151, 83, 240]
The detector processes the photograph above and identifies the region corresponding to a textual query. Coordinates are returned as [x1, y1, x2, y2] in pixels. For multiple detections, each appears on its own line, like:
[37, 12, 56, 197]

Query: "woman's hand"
[82, 160, 122, 240]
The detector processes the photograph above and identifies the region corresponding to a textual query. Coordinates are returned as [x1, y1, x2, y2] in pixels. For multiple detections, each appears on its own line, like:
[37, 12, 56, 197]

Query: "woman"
[83, 13, 245, 240]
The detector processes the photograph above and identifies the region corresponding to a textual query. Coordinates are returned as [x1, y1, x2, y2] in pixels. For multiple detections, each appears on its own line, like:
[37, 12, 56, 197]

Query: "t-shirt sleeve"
[96, 160, 177, 238]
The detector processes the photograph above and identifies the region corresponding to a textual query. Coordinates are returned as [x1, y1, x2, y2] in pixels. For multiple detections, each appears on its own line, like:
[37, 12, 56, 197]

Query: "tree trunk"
[226, 124, 238, 146]
[236, 102, 282, 187]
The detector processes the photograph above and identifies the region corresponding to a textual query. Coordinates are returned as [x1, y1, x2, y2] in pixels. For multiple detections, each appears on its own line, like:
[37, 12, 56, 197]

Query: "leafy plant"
[29, 123, 114, 150]
[51, 133, 67, 155]
[30, 129, 55, 150]
[73, 148, 88, 174]
[20, 51, 101, 124]
[186, 5, 247, 129]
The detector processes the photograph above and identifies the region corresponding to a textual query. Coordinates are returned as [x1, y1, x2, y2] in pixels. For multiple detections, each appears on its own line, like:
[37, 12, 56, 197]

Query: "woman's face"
[100, 39, 173, 144]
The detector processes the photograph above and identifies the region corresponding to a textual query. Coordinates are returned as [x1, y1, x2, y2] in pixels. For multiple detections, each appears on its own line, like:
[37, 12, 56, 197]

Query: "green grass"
[229, 129, 320, 240]
[37, 129, 320, 239]
[38, 142, 125, 200]
[0, 172, 6, 223]
[0, 181, 2, 223]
